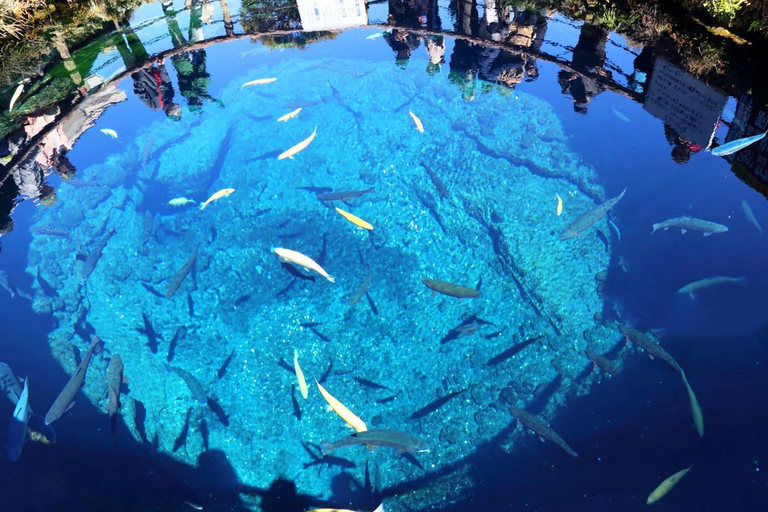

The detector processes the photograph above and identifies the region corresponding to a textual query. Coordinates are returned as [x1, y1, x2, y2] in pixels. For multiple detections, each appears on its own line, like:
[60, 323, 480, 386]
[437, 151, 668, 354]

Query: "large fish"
[677, 276, 746, 298]
[651, 216, 728, 236]
[316, 381, 367, 432]
[45, 335, 102, 425]
[200, 188, 235, 210]
[107, 354, 125, 444]
[165, 364, 207, 403]
[560, 188, 627, 240]
[509, 407, 578, 457]
[79, 227, 116, 284]
[681, 371, 704, 438]
[646, 465, 693, 504]
[6, 377, 30, 462]
[741, 200, 763, 234]
[422, 278, 480, 299]
[316, 188, 375, 202]
[619, 325, 682, 373]
[278, 126, 317, 160]
[273, 247, 334, 283]
[320, 429, 429, 455]
[166, 245, 199, 298]
[711, 131, 766, 156]
[585, 348, 619, 376]
[421, 162, 449, 199]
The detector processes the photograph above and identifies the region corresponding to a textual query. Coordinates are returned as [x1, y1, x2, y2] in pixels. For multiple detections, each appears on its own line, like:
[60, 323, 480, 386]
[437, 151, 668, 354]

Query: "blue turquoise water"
[1, 1, 767, 511]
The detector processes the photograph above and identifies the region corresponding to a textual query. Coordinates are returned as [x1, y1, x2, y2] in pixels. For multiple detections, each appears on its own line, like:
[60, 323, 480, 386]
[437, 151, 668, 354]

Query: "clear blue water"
[1, 1, 767, 511]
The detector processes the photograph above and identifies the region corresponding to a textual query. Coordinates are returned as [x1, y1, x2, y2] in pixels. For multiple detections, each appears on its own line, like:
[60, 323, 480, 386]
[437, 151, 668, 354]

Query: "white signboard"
[297, 0, 367, 31]
[643, 58, 727, 148]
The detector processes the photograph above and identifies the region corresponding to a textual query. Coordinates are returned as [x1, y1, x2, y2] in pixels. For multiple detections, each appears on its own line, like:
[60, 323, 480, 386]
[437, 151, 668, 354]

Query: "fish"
[294, 350, 309, 399]
[509, 407, 578, 457]
[241, 78, 277, 88]
[422, 278, 481, 299]
[585, 348, 619, 376]
[619, 325, 682, 373]
[278, 126, 317, 160]
[291, 385, 302, 420]
[0, 270, 15, 298]
[611, 104, 630, 122]
[30, 226, 71, 238]
[277, 108, 302, 122]
[316, 188, 375, 202]
[409, 110, 424, 133]
[0, 364, 26, 407]
[281, 262, 316, 282]
[141, 136, 155, 166]
[6, 377, 30, 462]
[347, 269, 373, 305]
[421, 162, 449, 199]
[8, 83, 23, 111]
[335, 207, 373, 230]
[273, 247, 334, 283]
[217, 349, 235, 379]
[166, 364, 207, 403]
[167, 326, 187, 362]
[711, 131, 767, 156]
[376, 391, 401, 404]
[486, 335, 544, 366]
[79, 227, 116, 285]
[107, 354, 125, 445]
[646, 465, 693, 504]
[318, 361, 333, 384]
[353, 377, 393, 392]
[321, 429, 429, 455]
[651, 216, 728, 236]
[45, 335, 102, 425]
[560, 188, 626, 240]
[100, 128, 118, 139]
[315, 381, 367, 432]
[455, 322, 478, 335]
[741, 200, 763, 233]
[681, 371, 705, 438]
[166, 245, 199, 298]
[366, 32, 385, 40]
[169, 197, 196, 207]
[410, 389, 466, 420]
[309, 505, 382, 512]
[173, 409, 192, 452]
[677, 276, 747, 298]
[556, 194, 563, 216]
[137, 312, 162, 354]
[141, 282, 164, 298]
[206, 397, 230, 427]
[200, 188, 235, 210]
[365, 292, 379, 315]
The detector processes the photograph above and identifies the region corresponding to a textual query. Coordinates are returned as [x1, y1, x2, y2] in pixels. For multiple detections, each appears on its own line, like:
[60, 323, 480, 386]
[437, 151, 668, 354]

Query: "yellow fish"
[9, 83, 23, 112]
[294, 349, 309, 399]
[241, 78, 277, 88]
[200, 188, 235, 210]
[334, 207, 373, 230]
[273, 247, 334, 283]
[278, 126, 317, 160]
[556, 193, 563, 216]
[101, 128, 118, 139]
[316, 380, 367, 432]
[682, 372, 704, 438]
[409, 110, 424, 133]
[647, 465, 693, 504]
[277, 108, 302, 122]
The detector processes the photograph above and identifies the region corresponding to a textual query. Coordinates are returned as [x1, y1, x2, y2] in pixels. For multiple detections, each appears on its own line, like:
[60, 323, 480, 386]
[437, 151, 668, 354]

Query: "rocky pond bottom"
[26, 33, 619, 510]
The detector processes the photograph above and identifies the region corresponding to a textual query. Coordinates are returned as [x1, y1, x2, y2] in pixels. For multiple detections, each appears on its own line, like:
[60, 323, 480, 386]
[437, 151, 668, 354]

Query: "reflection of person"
[664, 125, 701, 164]
[557, 22, 611, 114]
[424, 36, 445, 74]
[388, 0, 429, 27]
[131, 58, 181, 120]
[384, 29, 422, 68]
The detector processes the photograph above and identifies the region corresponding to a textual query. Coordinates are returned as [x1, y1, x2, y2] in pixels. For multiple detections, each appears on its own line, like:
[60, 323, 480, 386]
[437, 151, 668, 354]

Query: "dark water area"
[1, 0, 768, 510]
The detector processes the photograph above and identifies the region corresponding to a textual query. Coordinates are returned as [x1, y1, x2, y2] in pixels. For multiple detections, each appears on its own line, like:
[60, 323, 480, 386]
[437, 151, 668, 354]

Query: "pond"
[0, 1, 767, 511]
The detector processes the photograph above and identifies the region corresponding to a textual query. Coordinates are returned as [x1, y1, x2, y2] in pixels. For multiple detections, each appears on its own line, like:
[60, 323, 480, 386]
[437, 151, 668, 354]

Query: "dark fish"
[440, 329, 461, 344]
[301, 441, 356, 471]
[141, 282, 165, 298]
[455, 322, 478, 335]
[234, 294, 251, 307]
[173, 408, 192, 452]
[133, 398, 148, 444]
[316, 188, 375, 202]
[365, 292, 379, 315]
[217, 350, 235, 380]
[354, 377, 393, 392]
[318, 361, 333, 384]
[291, 385, 302, 420]
[278, 358, 294, 374]
[45, 335, 102, 425]
[422, 278, 481, 299]
[486, 335, 544, 366]
[316, 233, 328, 266]
[596, 230, 610, 252]
[277, 230, 305, 240]
[281, 263, 316, 282]
[167, 326, 187, 363]
[107, 354, 125, 445]
[560, 188, 627, 240]
[347, 269, 373, 305]
[421, 161, 450, 199]
[166, 364, 207, 403]
[376, 391, 402, 404]
[249, 149, 283, 161]
[36, 269, 56, 297]
[410, 389, 466, 420]
[200, 419, 209, 451]
[209, 226, 218, 243]
[31, 226, 71, 238]
[79, 227, 116, 284]
[187, 292, 194, 317]
[206, 397, 230, 427]
[320, 429, 429, 455]
[297, 186, 333, 194]
[307, 326, 330, 342]
[166, 245, 199, 298]
[276, 280, 297, 297]
[141, 135, 155, 167]
[137, 312, 162, 354]
[509, 407, 578, 457]
[585, 348, 620, 376]
[619, 325, 682, 373]
[401, 452, 425, 471]
[300, 322, 323, 328]
[483, 327, 507, 340]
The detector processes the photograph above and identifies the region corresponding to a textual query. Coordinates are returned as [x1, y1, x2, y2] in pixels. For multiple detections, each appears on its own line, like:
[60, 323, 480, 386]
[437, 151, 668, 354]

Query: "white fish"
[273, 247, 334, 283]
[612, 104, 630, 123]
[366, 32, 385, 40]
[6, 377, 30, 462]
[168, 197, 197, 207]
[101, 128, 118, 139]
[711, 131, 767, 156]
[241, 78, 277, 88]
[678, 276, 747, 298]
[646, 465, 693, 504]
[741, 200, 763, 234]
[8, 84, 23, 112]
